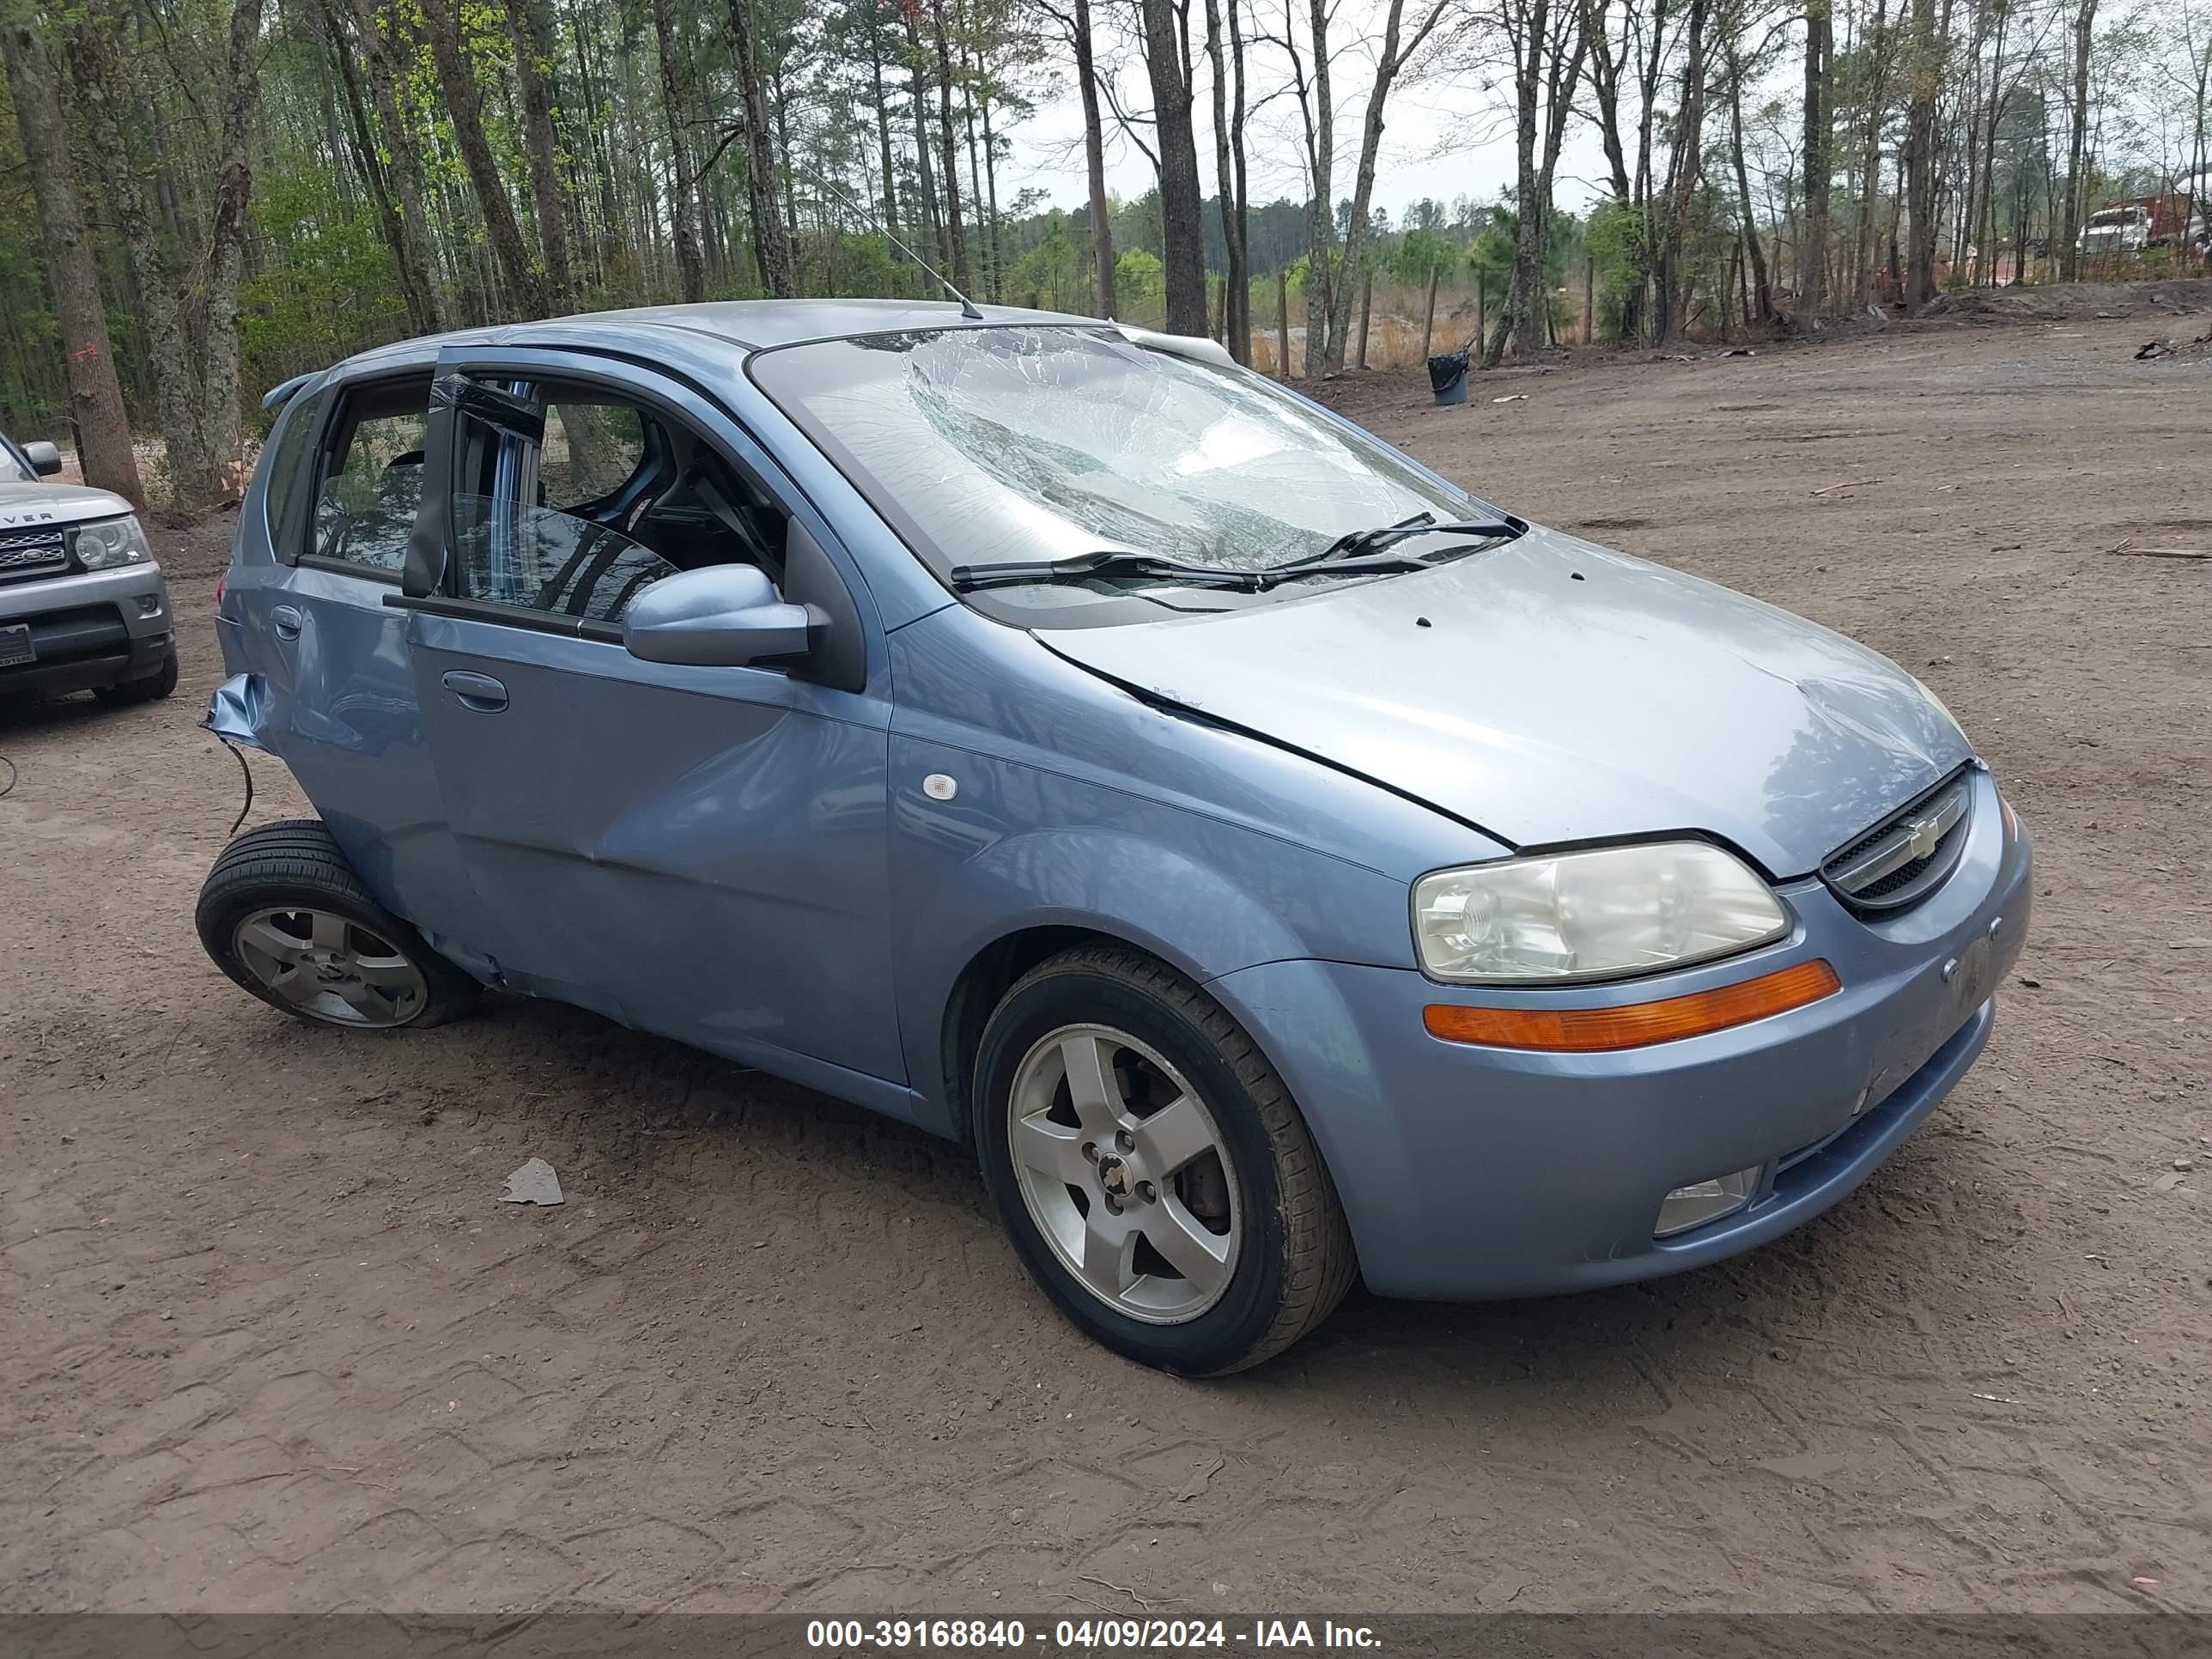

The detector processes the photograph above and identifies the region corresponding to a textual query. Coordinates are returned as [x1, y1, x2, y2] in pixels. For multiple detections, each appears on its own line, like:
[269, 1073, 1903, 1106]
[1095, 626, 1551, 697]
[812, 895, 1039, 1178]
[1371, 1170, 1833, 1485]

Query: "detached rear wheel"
[974, 945, 1355, 1375]
[197, 818, 479, 1030]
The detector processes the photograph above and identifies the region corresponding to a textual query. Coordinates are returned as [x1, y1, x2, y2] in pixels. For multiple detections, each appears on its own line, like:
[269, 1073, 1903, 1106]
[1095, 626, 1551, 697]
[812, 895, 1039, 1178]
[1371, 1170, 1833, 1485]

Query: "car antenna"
[808, 171, 983, 321]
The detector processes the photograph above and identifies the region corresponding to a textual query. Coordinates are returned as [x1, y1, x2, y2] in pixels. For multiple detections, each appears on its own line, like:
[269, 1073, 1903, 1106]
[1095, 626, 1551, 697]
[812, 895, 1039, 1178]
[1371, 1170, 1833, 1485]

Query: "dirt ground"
[3, 315, 2208, 1617]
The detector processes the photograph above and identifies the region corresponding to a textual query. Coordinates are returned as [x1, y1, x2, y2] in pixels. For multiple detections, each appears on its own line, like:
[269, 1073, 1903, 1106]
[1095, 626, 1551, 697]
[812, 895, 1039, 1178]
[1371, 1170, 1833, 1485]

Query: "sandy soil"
[2, 316, 2207, 1616]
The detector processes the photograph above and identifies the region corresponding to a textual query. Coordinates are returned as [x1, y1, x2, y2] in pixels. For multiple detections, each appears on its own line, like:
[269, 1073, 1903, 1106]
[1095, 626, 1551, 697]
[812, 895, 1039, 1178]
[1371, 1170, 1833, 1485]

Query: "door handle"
[441, 670, 508, 713]
[270, 605, 303, 641]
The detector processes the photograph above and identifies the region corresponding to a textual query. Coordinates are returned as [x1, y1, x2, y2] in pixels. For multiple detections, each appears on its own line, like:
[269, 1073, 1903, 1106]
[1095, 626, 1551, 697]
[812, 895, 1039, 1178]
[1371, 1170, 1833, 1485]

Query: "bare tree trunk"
[1202, 0, 1249, 358]
[1072, 0, 1116, 316]
[1852, 0, 1891, 304]
[1226, 0, 1251, 356]
[1583, 0, 1635, 201]
[1974, 4, 2008, 284]
[1296, 0, 1335, 373]
[1653, 0, 1709, 343]
[927, 0, 971, 289]
[1326, 0, 1449, 373]
[507, 0, 576, 312]
[651, 0, 706, 301]
[66, 15, 203, 499]
[904, 20, 946, 271]
[865, 0, 901, 246]
[1487, 0, 1552, 365]
[346, 0, 448, 330]
[1727, 35, 1776, 319]
[1802, 0, 1832, 324]
[0, 0, 143, 505]
[323, 1, 428, 329]
[729, 0, 798, 294]
[1902, 0, 1942, 308]
[198, 0, 266, 499]
[1139, 0, 1208, 335]
[2058, 0, 2094, 280]
[418, 0, 548, 315]
[957, 15, 990, 296]
[972, 33, 1006, 301]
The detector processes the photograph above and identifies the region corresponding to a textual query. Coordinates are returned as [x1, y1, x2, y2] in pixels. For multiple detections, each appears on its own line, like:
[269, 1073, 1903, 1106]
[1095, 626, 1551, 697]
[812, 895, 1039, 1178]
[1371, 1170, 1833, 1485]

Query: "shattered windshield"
[750, 326, 1477, 618]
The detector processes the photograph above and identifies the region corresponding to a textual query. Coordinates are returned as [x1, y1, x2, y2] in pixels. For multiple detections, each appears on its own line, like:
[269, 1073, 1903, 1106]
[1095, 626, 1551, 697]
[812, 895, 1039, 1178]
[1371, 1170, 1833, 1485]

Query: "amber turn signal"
[1423, 959, 1843, 1053]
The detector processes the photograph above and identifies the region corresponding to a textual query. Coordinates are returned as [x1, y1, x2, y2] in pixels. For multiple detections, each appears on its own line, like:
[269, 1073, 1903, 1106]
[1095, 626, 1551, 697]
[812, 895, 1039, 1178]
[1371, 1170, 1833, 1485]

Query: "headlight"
[73, 514, 152, 569]
[1413, 842, 1790, 984]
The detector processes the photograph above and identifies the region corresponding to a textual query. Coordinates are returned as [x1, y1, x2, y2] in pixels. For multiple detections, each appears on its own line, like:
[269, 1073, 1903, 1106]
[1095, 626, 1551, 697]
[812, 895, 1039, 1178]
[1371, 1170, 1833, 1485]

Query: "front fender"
[889, 741, 1414, 1132]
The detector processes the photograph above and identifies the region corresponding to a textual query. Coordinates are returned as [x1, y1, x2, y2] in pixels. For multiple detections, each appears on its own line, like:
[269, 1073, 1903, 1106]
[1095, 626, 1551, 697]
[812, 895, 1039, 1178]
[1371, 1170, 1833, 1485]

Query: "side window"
[538, 401, 646, 513]
[261, 386, 326, 554]
[313, 380, 433, 574]
[448, 381, 680, 624]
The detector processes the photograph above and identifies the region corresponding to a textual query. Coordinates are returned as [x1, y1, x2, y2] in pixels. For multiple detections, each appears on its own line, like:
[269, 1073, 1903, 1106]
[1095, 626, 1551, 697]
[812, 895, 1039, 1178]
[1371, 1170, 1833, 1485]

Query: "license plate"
[1948, 933, 1996, 1023]
[0, 623, 31, 668]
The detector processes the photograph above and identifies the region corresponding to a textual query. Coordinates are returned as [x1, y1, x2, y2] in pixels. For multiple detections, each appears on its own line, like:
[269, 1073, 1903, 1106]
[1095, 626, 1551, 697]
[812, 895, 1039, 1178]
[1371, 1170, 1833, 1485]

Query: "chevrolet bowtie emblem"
[1905, 814, 1945, 861]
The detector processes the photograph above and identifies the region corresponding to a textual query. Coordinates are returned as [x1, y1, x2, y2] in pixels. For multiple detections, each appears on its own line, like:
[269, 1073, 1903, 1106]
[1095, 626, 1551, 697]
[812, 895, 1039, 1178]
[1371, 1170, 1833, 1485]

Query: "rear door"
[238, 372, 480, 945]
[393, 347, 907, 1090]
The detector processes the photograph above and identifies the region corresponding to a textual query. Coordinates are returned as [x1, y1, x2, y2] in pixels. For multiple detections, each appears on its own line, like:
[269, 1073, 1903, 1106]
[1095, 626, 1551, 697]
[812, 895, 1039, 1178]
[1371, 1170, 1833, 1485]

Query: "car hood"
[1036, 527, 1972, 878]
[0, 480, 134, 526]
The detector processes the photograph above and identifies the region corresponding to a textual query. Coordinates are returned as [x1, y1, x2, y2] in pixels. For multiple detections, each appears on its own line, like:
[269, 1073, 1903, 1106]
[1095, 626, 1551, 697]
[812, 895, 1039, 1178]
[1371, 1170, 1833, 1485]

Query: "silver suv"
[0, 430, 178, 706]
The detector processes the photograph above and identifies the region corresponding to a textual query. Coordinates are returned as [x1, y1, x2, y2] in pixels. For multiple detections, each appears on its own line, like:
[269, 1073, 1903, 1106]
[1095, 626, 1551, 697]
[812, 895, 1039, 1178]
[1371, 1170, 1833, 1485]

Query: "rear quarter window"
[261, 387, 328, 558]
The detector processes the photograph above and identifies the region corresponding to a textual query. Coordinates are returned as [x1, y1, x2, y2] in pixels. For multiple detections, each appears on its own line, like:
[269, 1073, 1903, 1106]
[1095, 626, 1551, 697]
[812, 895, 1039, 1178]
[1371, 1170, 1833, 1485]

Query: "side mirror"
[621, 564, 817, 669]
[23, 441, 61, 477]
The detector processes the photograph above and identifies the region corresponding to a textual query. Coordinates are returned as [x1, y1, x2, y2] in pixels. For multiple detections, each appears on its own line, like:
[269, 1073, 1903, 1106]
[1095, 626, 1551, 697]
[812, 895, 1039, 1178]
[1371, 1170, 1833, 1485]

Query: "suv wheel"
[92, 648, 179, 708]
[972, 945, 1356, 1375]
[196, 818, 480, 1030]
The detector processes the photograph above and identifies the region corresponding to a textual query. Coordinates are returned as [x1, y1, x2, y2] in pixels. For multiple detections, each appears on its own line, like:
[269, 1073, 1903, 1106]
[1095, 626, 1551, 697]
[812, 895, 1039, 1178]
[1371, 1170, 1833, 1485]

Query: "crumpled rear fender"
[206, 672, 275, 754]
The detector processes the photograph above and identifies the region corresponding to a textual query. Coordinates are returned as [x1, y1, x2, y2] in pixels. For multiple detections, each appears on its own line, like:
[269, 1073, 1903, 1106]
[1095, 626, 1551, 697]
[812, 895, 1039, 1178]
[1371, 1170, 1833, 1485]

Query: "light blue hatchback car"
[204, 301, 2031, 1373]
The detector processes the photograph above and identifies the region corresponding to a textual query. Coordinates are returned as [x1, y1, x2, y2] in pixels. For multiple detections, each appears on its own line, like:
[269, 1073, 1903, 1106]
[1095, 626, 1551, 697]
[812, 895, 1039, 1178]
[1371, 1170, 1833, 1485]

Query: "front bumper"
[1210, 767, 2032, 1301]
[0, 562, 175, 696]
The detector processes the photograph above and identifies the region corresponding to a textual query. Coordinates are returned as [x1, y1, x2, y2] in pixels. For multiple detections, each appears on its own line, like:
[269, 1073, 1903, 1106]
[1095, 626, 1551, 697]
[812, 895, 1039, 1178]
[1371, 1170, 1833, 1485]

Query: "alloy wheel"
[231, 907, 430, 1029]
[1006, 1023, 1243, 1323]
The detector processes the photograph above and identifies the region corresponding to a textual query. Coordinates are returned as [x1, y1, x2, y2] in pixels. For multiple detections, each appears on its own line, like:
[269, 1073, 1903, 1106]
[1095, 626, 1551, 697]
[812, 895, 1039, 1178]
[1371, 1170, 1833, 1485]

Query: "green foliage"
[1387, 227, 1455, 287]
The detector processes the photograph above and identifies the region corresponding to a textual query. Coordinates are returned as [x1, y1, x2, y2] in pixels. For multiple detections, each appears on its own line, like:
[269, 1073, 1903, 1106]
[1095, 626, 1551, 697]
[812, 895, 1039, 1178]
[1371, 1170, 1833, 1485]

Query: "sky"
[988, 15, 1618, 228]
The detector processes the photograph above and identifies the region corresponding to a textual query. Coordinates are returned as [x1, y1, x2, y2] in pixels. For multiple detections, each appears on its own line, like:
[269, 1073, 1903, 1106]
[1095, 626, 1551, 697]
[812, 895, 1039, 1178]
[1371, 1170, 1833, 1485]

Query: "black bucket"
[1427, 350, 1471, 405]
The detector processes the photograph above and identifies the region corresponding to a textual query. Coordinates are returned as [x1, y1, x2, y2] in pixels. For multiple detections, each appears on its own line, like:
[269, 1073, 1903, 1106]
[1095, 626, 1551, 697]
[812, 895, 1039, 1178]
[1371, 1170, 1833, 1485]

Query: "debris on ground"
[501, 1158, 564, 1206]
[1492, 393, 1528, 404]
[2109, 540, 2212, 562]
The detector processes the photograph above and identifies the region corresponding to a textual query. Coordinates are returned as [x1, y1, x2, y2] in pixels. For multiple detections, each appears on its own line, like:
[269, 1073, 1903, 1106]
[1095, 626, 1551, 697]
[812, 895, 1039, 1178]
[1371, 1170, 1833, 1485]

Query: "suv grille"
[0, 525, 69, 582]
[1822, 769, 1973, 916]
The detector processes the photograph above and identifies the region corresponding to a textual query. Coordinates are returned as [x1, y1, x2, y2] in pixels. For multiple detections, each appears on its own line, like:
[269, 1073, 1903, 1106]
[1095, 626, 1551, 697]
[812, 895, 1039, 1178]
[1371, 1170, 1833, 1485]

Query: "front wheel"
[973, 945, 1356, 1375]
[196, 818, 480, 1030]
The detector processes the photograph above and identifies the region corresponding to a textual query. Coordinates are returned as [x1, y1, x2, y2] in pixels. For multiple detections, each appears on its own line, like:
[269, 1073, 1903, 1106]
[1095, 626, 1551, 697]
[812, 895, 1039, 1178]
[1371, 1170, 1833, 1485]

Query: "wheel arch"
[904, 826, 1325, 1141]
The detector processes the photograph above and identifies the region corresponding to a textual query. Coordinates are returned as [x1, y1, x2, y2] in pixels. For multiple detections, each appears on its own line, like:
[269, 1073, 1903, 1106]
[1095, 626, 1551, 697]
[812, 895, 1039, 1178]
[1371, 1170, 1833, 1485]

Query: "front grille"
[1821, 769, 1973, 917]
[0, 602, 129, 672]
[0, 525, 69, 581]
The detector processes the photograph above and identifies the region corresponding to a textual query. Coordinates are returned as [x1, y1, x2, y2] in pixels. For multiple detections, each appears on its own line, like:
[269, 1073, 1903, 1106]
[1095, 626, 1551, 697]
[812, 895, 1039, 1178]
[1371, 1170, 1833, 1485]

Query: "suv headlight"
[73, 514, 152, 569]
[1413, 842, 1790, 984]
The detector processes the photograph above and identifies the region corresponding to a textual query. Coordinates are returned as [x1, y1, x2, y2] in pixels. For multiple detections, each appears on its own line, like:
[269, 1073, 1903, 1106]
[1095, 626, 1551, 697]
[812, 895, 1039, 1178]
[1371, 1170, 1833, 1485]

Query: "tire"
[973, 945, 1356, 1375]
[92, 648, 179, 708]
[196, 817, 480, 1030]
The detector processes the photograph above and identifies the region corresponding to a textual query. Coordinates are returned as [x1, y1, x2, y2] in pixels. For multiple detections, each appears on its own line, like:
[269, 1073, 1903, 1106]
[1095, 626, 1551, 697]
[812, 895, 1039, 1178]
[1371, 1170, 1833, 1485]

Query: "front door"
[397, 349, 906, 1089]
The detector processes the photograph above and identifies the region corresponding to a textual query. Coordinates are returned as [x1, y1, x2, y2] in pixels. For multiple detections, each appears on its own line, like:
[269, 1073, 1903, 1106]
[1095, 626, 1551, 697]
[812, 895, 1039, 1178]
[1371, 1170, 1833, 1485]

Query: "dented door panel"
[404, 610, 902, 1083]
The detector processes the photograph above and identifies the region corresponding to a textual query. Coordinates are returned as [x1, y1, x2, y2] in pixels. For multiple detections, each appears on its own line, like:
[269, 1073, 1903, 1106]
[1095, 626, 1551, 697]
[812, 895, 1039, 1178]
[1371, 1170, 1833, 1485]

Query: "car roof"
[319, 299, 1103, 386]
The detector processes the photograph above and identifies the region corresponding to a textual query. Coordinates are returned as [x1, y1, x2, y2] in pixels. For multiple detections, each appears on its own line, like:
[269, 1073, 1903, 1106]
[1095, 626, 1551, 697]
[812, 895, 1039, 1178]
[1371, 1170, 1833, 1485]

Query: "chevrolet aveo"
[204, 301, 2031, 1374]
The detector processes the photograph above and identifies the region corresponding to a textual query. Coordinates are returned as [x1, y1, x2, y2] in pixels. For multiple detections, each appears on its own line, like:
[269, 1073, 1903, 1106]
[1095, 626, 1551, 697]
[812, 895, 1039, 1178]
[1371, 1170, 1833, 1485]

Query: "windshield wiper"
[949, 550, 1275, 593]
[1270, 512, 1526, 571]
[949, 514, 1528, 595]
